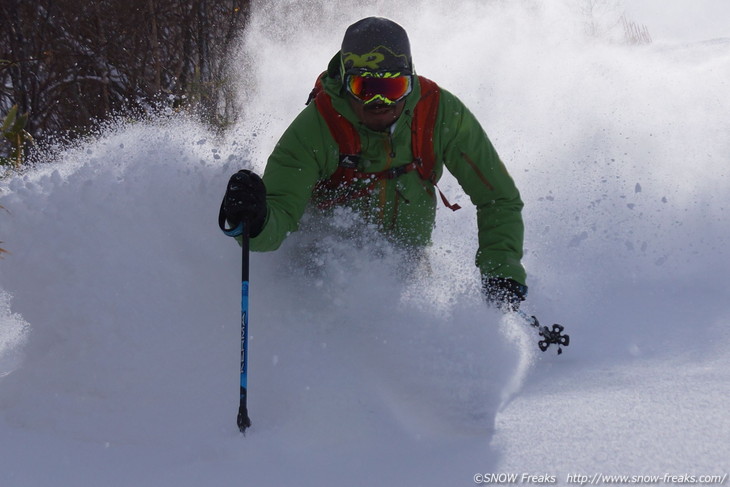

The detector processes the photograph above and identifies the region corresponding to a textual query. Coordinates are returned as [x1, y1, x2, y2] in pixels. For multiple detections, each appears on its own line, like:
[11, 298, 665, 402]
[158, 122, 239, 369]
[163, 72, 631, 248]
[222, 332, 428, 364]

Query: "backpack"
[306, 73, 460, 211]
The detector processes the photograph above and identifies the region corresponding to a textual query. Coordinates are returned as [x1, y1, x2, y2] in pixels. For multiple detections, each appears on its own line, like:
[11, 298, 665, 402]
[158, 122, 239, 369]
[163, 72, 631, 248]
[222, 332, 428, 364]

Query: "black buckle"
[338, 154, 360, 168]
[384, 165, 410, 179]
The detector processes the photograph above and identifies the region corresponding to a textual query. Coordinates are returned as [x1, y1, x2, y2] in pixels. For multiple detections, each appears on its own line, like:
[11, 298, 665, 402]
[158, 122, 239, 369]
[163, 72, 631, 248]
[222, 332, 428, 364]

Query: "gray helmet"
[340, 17, 413, 76]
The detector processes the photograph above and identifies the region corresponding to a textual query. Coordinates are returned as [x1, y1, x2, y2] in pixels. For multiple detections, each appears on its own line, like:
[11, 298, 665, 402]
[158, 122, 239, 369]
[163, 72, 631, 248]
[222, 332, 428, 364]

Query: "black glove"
[482, 276, 527, 311]
[219, 170, 267, 238]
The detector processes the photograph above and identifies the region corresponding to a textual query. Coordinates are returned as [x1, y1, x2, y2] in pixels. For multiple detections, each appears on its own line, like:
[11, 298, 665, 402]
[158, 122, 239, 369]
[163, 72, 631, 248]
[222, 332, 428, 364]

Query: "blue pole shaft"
[237, 223, 252, 433]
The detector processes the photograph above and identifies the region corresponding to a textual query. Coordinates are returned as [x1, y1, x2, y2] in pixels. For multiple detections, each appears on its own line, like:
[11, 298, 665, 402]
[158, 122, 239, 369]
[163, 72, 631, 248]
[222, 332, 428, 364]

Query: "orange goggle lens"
[346, 75, 412, 105]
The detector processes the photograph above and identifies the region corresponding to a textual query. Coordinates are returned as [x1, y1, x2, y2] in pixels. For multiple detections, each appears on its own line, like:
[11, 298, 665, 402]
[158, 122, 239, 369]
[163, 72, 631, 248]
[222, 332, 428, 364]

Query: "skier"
[220, 17, 527, 311]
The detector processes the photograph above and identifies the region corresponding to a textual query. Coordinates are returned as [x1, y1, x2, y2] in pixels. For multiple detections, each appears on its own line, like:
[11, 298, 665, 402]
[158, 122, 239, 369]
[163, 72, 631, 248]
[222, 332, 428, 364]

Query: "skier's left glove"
[482, 276, 527, 312]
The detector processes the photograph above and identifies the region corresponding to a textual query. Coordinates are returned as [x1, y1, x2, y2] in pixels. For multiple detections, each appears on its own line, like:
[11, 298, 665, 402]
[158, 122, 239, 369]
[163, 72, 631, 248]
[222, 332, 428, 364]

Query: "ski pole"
[236, 222, 252, 433]
[219, 202, 252, 434]
[515, 309, 570, 355]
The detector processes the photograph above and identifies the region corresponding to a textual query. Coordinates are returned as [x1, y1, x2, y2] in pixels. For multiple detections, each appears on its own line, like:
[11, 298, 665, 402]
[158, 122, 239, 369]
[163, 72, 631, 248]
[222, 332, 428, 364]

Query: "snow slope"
[2, 1, 730, 485]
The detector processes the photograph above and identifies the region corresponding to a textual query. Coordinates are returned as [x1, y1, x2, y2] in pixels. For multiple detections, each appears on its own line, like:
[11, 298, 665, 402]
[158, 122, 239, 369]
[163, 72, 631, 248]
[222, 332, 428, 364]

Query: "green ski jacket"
[250, 53, 526, 286]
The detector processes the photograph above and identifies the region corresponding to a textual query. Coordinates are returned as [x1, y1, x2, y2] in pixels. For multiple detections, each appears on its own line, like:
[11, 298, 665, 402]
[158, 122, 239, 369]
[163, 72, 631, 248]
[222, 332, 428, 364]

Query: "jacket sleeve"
[249, 104, 331, 252]
[437, 89, 527, 286]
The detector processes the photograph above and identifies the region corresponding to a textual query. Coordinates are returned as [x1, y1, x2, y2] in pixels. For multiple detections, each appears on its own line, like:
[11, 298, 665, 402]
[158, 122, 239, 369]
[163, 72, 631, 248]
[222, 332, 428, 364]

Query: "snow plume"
[266, 208, 533, 434]
[0, 114, 524, 485]
[0, 291, 29, 378]
[2, 0, 730, 485]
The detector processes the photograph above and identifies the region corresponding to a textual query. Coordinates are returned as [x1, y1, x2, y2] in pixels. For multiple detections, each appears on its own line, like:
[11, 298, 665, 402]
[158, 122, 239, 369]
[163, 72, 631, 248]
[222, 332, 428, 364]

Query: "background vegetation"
[1, 0, 250, 168]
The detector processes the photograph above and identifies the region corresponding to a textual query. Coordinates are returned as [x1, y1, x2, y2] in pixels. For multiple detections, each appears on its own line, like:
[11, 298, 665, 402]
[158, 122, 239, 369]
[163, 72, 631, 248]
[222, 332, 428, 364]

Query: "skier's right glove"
[482, 276, 527, 312]
[220, 170, 267, 238]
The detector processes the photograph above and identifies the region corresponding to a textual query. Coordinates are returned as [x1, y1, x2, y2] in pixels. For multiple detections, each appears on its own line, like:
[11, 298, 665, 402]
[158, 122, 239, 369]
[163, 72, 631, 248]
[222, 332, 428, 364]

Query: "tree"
[0, 0, 250, 164]
[578, 0, 651, 45]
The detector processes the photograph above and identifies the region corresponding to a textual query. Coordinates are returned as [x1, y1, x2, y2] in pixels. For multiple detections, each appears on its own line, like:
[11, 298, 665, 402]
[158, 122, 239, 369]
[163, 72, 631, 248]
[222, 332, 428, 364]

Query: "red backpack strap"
[312, 77, 360, 157]
[412, 76, 460, 211]
[309, 73, 362, 192]
[411, 76, 439, 180]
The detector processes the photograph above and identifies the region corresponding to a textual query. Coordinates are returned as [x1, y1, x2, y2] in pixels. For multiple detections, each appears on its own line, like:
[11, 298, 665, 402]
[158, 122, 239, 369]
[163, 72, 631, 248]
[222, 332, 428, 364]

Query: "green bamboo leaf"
[11, 111, 29, 133]
[2, 105, 18, 133]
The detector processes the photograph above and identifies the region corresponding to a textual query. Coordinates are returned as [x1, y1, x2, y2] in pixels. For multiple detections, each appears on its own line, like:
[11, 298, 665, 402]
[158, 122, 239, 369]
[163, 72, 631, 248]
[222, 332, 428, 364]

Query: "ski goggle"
[345, 73, 413, 105]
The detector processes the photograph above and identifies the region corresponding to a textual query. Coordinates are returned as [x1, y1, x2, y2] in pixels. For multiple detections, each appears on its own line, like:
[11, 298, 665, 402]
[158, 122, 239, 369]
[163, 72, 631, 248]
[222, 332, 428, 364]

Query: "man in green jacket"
[220, 17, 527, 310]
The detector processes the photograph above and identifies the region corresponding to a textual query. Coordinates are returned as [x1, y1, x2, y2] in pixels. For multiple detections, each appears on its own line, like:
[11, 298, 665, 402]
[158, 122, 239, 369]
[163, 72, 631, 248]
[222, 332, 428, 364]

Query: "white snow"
[2, 2, 729, 486]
